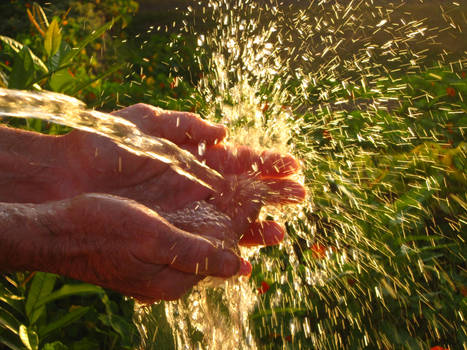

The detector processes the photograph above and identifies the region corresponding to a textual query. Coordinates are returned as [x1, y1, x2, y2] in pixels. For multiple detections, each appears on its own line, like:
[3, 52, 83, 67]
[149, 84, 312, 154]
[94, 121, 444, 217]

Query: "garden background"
[0, 0, 466, 349]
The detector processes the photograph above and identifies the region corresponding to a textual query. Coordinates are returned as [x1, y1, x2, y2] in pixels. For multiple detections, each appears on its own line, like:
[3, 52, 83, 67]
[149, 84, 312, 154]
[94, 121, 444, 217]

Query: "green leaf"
[70, 338, 100, 350]
[69, 63, 124, 95]
[39, 306, 90, 338]
[47, 42, 71, 72]
[0, 35, 48, 73]
[44, 17, 62, 58]
[0, 307, 21, 335]
[25, 272, 57, 326]
[61, 18, 117, 67]
[33, 284, 104, 310]
[48, 68, 75, 93]
[0, 331, 24, 350]
[8, 46, 36, 89]
[26, 118, 44, 133]
[43, 341, 69, 350]
[98, 313, 138, 347]
[0, 293, 25, 317]
[19, 324, 39, 350]
[0, 70, 8, 87]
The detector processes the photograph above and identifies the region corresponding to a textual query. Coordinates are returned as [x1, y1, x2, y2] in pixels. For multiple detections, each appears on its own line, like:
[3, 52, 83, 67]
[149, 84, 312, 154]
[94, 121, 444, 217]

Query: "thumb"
[112, 103, 226, 145]
[159, 227, 251, 278]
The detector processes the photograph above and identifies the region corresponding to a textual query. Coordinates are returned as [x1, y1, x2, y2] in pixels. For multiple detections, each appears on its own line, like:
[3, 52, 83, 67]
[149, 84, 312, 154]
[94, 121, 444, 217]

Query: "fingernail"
[238, 258, 252, 277]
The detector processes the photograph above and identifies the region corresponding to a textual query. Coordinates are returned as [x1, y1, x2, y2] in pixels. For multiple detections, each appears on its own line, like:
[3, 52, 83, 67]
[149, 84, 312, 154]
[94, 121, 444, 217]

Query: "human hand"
[27, 193, 251, 303]
[62, 104, 306, 249]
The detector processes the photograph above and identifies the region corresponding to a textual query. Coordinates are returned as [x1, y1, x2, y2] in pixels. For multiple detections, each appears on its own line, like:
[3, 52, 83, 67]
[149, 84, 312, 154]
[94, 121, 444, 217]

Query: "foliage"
[1, 1, 466, 350]
[247, 65, 467, 349]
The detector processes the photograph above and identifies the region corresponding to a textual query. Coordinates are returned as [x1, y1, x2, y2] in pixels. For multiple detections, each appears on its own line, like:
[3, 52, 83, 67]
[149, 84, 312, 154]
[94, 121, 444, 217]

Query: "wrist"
[0, 125, 76, 203]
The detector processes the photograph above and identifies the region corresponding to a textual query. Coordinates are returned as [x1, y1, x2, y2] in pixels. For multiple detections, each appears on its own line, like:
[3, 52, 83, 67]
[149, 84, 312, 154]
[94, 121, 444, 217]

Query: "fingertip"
[286, 182, 307, 203]
[262, 179, 307, 204]
[259, 151, 300, 177]
[208, 122, 227, 144]
[239, 221, 285, 247]
[219, 250, 243, 277]
[238, 258, 252, 277]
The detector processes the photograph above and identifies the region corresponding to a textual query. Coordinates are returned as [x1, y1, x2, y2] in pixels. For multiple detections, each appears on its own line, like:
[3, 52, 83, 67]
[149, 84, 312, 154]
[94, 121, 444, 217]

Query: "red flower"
[461, 71, 466, 79]
[159, 82, 165, 89]
[261, 103, 269, 113]
[311, 243, 327, 259]
[322, 129, 332, 140]
[446, 87, 456, 97]
[86, 92, 96, 101]
[5, 60, 10, 66]
[430, 346, 448, 350]
[170, 77, 178, 89]
[460, 285, 467, 297]
[285, 335, 292, 342]
[258, 281, 270, 295]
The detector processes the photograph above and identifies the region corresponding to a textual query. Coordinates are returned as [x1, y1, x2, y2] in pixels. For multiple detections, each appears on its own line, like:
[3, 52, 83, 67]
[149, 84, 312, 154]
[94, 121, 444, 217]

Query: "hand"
[63, 104, 306, 248]
[30, 193, 251, 303]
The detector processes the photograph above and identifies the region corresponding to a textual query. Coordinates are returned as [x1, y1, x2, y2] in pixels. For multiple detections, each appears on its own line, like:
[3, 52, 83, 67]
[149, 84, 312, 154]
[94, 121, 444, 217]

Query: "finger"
[199, 144, 300, 178]
[156, 226, 251, 278]
[112, 103, 227, 145]
[115, 267, 204, 303]
[239, 221, 285, 247]
[258, 178, 307, 204]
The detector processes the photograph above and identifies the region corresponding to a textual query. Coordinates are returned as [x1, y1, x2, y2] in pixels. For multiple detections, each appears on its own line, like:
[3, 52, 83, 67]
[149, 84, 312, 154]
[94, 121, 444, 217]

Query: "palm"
[64, 104, 305, 246]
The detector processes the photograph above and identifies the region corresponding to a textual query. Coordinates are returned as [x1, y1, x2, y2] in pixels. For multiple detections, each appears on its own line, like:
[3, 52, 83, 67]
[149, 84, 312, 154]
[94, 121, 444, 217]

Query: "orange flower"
[311, 243, 327, 259]
[258, 281, 270, 295]
[446, 87, 456, 97]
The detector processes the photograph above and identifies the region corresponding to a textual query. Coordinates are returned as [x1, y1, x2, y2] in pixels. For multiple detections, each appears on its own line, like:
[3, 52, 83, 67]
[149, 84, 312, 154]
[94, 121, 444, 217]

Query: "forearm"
[0, 201, 51, 272]
[0, 125, 75, 203]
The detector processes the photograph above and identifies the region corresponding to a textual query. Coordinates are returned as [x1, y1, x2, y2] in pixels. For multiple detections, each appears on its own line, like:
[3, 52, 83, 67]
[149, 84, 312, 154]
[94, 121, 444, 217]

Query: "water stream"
[1, 0, 465, 349]
[0, 88, 223, 192]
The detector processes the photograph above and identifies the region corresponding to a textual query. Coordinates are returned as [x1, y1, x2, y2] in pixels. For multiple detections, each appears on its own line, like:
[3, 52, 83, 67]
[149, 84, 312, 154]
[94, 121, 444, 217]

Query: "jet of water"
[0, 88, 224, 192]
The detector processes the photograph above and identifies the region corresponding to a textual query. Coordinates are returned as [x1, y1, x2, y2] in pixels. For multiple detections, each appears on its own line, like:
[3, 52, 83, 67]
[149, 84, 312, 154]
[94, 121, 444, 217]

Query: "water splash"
[0, 88, 223, 191]
[136, 0, 466, 349]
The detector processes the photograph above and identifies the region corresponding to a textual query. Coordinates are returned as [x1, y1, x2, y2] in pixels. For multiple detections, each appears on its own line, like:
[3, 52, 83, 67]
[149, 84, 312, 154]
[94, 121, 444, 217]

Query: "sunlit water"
[136, 1, 465, 349]
[0, 88, 224, 192]
[1, 0, 465, 349]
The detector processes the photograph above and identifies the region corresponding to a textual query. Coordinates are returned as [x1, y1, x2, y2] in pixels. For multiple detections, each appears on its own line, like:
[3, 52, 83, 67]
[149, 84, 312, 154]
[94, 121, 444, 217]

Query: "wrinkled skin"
[35, 193, 244, 302]
[3, 104, 305, 303]
[64, 104, 305, 247]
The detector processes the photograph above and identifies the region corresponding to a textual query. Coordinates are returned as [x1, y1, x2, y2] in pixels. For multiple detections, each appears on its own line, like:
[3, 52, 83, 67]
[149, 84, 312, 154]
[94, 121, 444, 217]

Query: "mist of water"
[135, 0, 466, 349]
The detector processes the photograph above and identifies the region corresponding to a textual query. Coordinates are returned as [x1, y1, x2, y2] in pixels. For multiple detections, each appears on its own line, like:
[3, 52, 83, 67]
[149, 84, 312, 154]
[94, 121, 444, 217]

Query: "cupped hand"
[62, 103, 306, 248]
[35, 193, 251, 303]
